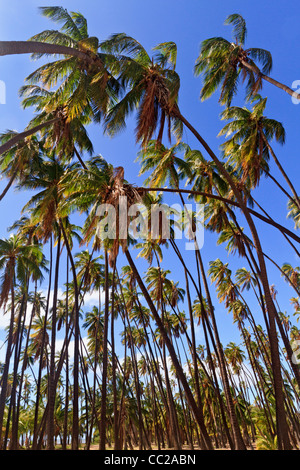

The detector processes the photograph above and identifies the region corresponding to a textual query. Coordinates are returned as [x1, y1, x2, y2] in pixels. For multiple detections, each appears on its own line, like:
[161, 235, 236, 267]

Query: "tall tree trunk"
[32, 236, 53, 449]
[0, 168, 19, 202]
[111, 264, 120, 450]
[62, 256, 69, 450]
[261, 134, 300, 211]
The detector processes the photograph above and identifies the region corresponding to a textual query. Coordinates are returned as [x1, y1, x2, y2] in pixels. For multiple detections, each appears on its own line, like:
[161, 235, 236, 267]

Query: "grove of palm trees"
[0, 4, 299, 452]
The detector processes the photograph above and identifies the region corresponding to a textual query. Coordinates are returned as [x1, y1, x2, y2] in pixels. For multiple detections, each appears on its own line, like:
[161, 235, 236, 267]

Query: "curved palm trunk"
[32, 236, 53, 449]
[47, 228, 61, 450]
[99, 250, 110, 450]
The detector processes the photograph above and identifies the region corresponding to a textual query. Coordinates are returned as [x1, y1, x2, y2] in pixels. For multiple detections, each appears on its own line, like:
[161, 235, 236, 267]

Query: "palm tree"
[218, 95, 300, 209]
[194, 13, 300, 106]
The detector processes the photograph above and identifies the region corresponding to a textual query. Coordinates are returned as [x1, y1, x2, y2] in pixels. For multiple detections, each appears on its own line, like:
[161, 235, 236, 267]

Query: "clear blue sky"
[0, 0, 299, 353]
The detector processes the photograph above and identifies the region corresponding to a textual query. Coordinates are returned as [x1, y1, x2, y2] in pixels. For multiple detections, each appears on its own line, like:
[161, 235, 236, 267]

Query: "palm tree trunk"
[99, 250, 110, 450]
[15, 288, 36, 446]
[110, 263, 120, 450]
[62, 255, 69, 450]
[138, 186, 300, 245]
[262, 135, 300, 210]
[0, 168, 19, 202]
[0, 274, 15, 448]
[59, 220, 80, 450]
[240, 59, 300, 101]
[10, 292, 28, 449]
[47, 228, 61, 450]
[176, 110, 292, 450]
[0, 40, 93, 60]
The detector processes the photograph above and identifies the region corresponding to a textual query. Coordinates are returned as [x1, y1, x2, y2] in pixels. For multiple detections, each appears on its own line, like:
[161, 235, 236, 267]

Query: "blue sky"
[0, 0, 299, 358]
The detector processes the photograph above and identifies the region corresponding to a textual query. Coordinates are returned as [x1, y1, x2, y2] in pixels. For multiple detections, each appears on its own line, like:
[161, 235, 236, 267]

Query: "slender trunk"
[32, 236, 53, 449]
[138, 186, 300, 245]
[0, 40, 94, 60]
[111, 264, 120, 450]
[62, 256, 69, 450]
[10, 292, 28, 449]
[15, 289, 36, 447]
[262, 135, 300, 211]
[73, 146, 88, 170]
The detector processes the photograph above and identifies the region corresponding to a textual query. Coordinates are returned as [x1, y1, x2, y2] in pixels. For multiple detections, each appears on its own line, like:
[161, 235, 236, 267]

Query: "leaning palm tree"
[194, 13, 299, 106]
[0, 134, 42, 203]
[18, 154, 79, 450]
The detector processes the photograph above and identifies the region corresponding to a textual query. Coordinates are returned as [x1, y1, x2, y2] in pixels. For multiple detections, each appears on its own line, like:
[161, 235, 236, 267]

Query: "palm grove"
[0, 7, 299, 451]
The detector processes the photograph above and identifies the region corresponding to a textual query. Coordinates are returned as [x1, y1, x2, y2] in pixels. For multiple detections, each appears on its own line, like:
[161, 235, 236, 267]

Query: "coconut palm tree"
[194, 13, 299, 106]
[0, 6, 120, 157]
